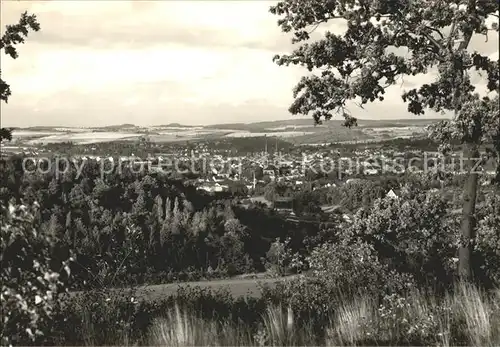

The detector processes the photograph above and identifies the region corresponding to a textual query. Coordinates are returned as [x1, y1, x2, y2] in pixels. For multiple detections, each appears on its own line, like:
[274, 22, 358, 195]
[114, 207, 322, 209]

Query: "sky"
[0, 0, 498, 127]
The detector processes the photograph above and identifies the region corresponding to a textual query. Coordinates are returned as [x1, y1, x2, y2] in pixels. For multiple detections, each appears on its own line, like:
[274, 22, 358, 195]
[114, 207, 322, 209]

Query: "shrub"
[260, 275, 337, 340]
[47, 285, 266, 346]
[47, 287, 145, 346]
[475, 193, 500, 286]
[325, 284, 500, 346]
[27, 278, 500, 346]
[347, 190, 459, 290]
[307, 239, 389, 296]
[1, 201, 71, 346]
[264, 237, 297, 276]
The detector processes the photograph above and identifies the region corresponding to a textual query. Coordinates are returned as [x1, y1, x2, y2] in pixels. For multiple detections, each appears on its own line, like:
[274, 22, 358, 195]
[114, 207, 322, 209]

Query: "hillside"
[9, 118, 440, 146]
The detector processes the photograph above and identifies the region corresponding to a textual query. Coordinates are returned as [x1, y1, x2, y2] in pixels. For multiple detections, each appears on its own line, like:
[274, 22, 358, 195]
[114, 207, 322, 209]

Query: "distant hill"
[205, 119, 319, 131]
[11, 118, 441, 145]
[97, 123, 139, 131]
[23, 126, 68, 131]
[153, 123, 197, 128]
[356, 118, 441, 128]
[205, 118, 441, 131]
[15, 118, 442, 132]
[102, 123, 135, 128]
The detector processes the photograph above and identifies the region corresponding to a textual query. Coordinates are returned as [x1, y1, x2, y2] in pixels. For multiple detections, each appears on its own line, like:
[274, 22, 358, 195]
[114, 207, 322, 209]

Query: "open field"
[26, 131, 144, 145]
[225, 131, 310, 138]
[8, 118, 441, 146]
[134, 275, 298, 301]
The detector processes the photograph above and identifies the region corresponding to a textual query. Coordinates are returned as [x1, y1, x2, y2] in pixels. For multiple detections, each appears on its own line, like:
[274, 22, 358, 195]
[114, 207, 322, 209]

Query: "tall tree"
[270, 0, 499, 281]
[1, 12, 41, 141]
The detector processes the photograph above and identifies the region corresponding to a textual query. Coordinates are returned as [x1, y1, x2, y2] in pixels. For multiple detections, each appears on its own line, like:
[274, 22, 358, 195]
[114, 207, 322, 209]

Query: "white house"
[386, 189, 399, 199]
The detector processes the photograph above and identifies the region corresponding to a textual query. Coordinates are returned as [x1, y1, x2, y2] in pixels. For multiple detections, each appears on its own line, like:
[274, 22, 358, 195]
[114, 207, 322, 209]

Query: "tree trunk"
[453, 16, 475, 281]
[458, 144, 479, 281]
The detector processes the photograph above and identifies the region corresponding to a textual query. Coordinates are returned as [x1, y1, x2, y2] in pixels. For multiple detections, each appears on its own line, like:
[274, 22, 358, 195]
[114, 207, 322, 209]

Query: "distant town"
[3, 119, 497, 224]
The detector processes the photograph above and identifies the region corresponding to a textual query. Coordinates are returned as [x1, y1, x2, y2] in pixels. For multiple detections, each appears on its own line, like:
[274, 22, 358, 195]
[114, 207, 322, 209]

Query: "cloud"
[3, 44, 302, 107]
[3, 1, 293, 51]
[0, 1, 497, 127]
[3, 89, 298, 127]
[1, 1, 306, 127]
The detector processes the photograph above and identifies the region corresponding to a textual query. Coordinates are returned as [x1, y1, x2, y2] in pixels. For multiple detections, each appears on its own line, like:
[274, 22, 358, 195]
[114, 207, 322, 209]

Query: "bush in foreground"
[38, 282, 500, 346]
[1, 201, 71, 346]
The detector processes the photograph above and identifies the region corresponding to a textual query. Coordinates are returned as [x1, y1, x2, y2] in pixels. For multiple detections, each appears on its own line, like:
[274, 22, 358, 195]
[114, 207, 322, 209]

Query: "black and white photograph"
[1, 0, 499, 345]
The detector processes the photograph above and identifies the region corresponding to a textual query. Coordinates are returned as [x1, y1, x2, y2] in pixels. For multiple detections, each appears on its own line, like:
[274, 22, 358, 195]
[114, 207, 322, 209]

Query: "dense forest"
[2, 155, 497, 289]
[1, 155, 337, 289]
